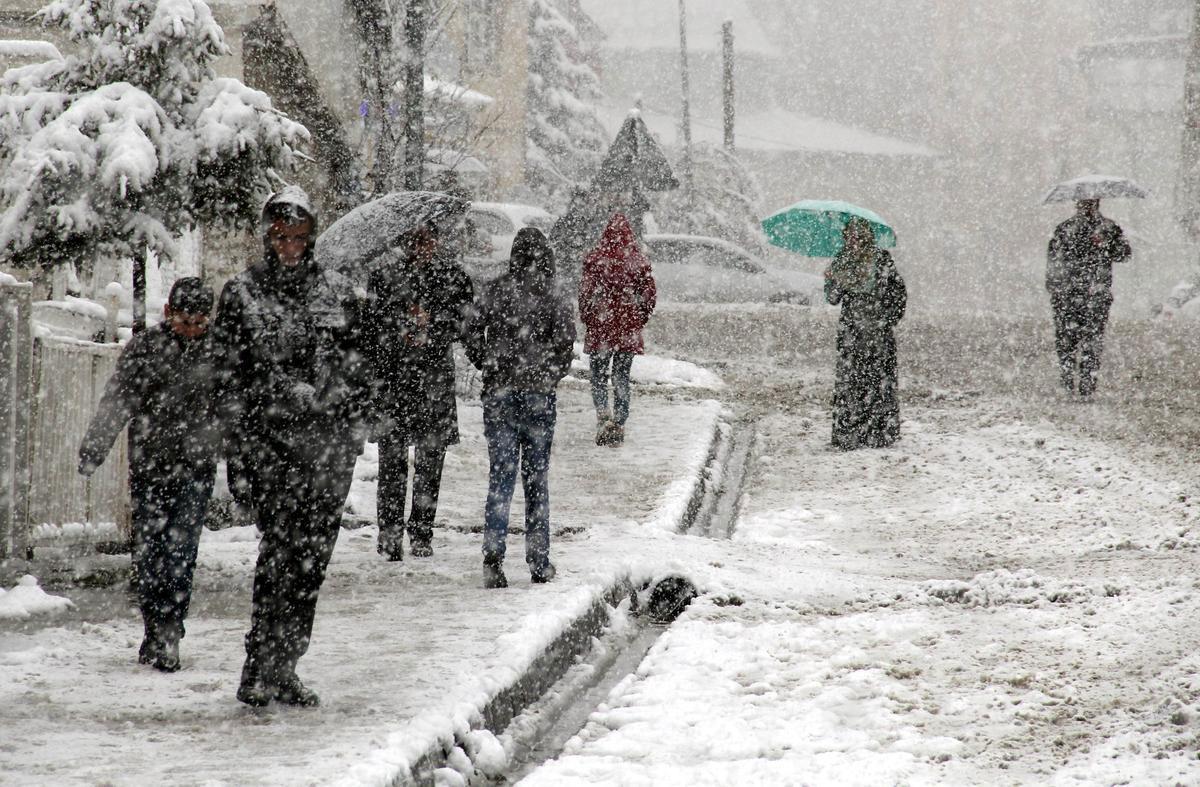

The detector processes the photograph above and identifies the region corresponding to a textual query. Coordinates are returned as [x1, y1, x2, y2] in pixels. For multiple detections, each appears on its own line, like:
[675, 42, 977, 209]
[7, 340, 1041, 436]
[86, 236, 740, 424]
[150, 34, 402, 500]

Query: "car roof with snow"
[470, 201, 554, 225]
[644, 234, 756, 256]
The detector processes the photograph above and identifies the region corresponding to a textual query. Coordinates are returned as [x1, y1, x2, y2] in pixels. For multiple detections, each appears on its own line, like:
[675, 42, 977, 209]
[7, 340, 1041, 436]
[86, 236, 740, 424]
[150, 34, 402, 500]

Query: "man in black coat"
[465, 228, 576, 589]
[213, 186, 369, 707]
[78, 277, 218, 672]
[1046, 199, 1132, 397]
[360, 223, 474, 560]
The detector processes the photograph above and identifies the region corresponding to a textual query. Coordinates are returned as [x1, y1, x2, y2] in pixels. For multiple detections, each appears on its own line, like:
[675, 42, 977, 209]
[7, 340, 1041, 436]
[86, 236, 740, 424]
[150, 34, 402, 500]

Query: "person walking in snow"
[824, 217, 907, 450]
[77, 277, 219, 673]
[465, 228, 576, 589]
[578, 213, 656, 447]
[1046, 198, 1131, 397]
[360, 222, 474, 561]
[212, 186, 369, 707]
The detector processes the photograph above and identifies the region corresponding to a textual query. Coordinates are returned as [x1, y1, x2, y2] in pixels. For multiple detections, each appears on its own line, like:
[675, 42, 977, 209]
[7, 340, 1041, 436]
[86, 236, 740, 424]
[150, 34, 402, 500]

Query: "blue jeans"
[589, 350, 634, 424]
[482, 391, 556, 570]
[131, 467, 216, 637]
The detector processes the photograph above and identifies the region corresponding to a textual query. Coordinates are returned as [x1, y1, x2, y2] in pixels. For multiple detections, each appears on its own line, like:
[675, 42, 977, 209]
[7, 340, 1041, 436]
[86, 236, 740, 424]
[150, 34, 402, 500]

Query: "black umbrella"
[591, 113, 679, 194]
[315, 190, 468, 286]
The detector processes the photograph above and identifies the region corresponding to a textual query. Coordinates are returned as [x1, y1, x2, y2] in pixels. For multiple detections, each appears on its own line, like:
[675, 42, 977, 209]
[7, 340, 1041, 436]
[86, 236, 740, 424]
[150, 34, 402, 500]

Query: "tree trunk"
[402, 0, 428, 191]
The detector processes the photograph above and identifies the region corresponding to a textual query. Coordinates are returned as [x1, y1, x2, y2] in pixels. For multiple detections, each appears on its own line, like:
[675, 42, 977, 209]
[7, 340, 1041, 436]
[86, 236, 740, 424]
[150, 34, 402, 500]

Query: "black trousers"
[130, 466, 216, 641]
[377, 432, 447, 543]
[242, 437, 357, 678]
[1051, 294, 1111, 396]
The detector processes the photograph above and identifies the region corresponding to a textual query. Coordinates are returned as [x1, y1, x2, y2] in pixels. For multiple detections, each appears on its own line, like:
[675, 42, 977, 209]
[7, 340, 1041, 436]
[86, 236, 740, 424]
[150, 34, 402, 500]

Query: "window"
[469, 210, 514, 235]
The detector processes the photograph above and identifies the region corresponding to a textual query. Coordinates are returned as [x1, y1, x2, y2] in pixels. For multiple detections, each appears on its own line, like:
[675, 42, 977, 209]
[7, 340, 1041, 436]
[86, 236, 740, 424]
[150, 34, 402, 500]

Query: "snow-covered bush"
[653, 143, 767, 254]
[525, 0, 607, 212]
[0, 0, 307, 270]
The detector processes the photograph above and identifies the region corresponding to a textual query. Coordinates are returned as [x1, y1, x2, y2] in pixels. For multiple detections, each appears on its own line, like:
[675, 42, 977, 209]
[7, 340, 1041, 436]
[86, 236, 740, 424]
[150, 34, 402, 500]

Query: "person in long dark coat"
[360, 222, 474, 560]
[1046, 198, 1131, 397]
[77, 278, 218, 673]
[213, 186, 369, 708]
[824, 217, 907, 450]
[464, 228, 576, 589]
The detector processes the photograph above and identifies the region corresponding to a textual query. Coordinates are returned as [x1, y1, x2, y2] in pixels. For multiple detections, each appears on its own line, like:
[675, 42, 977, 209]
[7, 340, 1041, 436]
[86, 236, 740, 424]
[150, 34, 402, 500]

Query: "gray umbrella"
[1043, 175, 1149, 204]
[315, 190, 468, 286]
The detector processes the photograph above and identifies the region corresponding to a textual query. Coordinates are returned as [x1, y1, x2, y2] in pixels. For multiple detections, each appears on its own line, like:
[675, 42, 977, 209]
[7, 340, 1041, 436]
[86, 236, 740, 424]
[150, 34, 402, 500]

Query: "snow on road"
[521, 389, 1200, 784]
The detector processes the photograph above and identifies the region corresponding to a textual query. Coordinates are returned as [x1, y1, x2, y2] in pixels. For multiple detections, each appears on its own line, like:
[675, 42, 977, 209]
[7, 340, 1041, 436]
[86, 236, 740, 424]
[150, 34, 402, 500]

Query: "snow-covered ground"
[0, 383, 722, 785]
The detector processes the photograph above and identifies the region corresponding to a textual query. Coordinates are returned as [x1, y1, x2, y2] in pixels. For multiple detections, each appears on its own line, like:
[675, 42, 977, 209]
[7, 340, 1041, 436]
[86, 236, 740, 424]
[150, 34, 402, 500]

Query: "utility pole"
[1180, 0, 1200, 235]
[402, 0, 427, 191]
[722, 20, 734, 151]
[677, 0, 693, 207]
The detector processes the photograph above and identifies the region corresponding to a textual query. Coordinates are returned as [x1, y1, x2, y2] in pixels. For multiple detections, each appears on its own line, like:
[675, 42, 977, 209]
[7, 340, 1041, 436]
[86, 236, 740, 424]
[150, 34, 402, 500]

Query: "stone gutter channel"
[408, 415, 758, 786]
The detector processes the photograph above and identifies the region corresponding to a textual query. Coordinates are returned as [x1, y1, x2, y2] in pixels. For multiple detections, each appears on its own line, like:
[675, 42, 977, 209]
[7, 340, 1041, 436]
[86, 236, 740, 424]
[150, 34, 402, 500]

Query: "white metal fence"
[0, 277, 131, 558]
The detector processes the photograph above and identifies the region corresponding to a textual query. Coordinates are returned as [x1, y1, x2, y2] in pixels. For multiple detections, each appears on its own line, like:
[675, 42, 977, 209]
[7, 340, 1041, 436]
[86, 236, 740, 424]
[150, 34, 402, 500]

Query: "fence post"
[0, 279, 33, 559]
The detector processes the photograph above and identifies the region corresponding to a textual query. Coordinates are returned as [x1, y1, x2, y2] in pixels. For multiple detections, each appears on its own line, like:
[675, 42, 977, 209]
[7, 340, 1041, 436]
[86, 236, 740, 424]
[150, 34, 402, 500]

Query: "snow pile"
[0, 575, 74, 620]
[921, 568, 1101, 608]
[524, 598, 963, 785]
[571, 344, 725, 390]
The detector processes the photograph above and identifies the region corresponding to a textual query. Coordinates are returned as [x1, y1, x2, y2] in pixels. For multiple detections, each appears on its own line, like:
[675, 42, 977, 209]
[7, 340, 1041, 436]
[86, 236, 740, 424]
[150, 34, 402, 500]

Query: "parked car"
[642, 234, 822, 305]
[461, 201, 556, 282]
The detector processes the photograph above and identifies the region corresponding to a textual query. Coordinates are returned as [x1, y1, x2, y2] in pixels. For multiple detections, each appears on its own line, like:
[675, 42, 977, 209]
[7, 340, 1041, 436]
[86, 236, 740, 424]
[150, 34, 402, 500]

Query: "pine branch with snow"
[653, 144, 767, 254]
[525, 0, 607, 212]
[0, 0, 307, 269]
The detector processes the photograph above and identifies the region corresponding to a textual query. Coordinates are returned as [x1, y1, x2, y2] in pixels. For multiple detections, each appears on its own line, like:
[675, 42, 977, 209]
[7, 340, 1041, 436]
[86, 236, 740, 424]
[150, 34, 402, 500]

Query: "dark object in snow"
[1045, 200, 1131, 397]
[315, 191, 469, 288]
[824, 219, 907, 450]
[214, 186, 368, 707]
[1042, 175, 1149, 204]
[466, 228, 575, 581]
[646, 575, 697, 624]
[483, 558, 508, 589]
[78, 277, 220, 671]
[580, 213, 656, 441]
[549, 113, 677, 283]
[530, 561, 556, 584]
[359, 223, 474, 558]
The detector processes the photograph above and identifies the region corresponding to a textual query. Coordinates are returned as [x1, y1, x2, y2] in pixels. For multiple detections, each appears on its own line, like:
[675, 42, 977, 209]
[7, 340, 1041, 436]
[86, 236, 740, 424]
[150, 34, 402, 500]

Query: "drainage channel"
[428, 415, 758, 786]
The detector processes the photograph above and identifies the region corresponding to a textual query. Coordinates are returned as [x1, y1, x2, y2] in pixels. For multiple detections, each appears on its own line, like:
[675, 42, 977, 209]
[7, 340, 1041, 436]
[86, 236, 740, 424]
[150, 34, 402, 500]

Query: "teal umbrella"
[760, 199, 896, 257]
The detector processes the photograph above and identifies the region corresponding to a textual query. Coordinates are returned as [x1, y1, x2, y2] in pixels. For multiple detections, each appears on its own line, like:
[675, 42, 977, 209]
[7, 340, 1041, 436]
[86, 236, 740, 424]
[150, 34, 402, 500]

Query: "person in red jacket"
[578, 213, 657, 446]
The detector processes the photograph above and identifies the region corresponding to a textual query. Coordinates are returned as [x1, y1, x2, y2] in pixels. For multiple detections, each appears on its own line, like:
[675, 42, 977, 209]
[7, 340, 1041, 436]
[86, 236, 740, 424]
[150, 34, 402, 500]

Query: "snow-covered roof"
[598, 102, 937, 158]
[413, 76, 495, 110]
[578, 0, 778, 57]
[0, 40, 63, 61]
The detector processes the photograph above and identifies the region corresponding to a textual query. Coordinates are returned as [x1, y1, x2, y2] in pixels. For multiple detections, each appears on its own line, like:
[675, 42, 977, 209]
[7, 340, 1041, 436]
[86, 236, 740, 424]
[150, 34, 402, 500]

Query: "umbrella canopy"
[760, 199, 896, 258]
[592, 112, 679, 194]
[315, 190, 468, 286]
[1042, 175, 1149, 204]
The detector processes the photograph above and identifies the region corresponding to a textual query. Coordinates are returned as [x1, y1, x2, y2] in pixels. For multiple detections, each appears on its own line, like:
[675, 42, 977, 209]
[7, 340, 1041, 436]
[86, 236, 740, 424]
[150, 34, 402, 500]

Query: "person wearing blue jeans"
[482, 392, 556, 575]
[466, 227, 576, 588]
[588, 350, 634, 430]
[78, 277, 219, 672]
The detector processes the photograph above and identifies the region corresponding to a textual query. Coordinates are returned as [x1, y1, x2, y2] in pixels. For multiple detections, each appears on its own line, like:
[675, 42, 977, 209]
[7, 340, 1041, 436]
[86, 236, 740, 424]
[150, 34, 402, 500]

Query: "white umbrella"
[1042, 175, 1149, 204]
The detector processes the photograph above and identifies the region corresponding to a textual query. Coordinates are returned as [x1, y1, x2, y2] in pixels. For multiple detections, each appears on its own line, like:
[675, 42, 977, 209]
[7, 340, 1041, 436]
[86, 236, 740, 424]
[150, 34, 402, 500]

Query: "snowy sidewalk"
[0, 380, 723, 786]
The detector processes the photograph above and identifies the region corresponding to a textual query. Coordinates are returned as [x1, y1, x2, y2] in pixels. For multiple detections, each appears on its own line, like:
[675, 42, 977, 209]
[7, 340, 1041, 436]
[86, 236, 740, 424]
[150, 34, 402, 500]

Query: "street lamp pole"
[677, 0, 693, 210]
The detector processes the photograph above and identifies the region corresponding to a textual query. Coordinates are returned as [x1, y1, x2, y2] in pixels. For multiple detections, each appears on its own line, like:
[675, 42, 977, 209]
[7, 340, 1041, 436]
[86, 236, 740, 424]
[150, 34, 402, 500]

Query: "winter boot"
[236, 655, 274, 707]
[377, 526, 404, 562]
[152, 623, 182, 673]
[595, 420, 619, 446]
[609, 423, 625, 446]
[483, 558, 508, 589]
[530, 561, 557, 584]
[273, 671, 320, 707]
[137, 618, 160, 666]
[409, 521, 433, 557]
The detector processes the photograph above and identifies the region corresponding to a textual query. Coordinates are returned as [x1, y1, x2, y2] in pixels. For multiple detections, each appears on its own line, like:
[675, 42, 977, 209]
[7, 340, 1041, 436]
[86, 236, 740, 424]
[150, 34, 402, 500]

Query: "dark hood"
[509, 227, 556, 279]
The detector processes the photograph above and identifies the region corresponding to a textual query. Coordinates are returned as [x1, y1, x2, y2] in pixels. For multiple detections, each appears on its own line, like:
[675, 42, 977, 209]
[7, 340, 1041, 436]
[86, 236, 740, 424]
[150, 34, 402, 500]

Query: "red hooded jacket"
[578, 214, 657, 354]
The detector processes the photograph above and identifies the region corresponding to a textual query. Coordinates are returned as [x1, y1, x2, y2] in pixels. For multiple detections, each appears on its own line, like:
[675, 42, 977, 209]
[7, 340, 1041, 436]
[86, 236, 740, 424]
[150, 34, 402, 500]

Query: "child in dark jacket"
[78, 277, 218, 672]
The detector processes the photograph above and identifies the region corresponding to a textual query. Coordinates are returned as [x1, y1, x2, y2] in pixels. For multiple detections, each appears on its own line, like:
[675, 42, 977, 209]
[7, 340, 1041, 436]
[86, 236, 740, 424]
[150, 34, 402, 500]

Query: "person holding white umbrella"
[1045, 182, 1135, 398]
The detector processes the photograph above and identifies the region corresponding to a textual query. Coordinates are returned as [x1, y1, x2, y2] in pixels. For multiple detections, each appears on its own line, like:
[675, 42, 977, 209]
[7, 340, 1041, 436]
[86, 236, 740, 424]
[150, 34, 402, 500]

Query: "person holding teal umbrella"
[823, 217, 907, 450]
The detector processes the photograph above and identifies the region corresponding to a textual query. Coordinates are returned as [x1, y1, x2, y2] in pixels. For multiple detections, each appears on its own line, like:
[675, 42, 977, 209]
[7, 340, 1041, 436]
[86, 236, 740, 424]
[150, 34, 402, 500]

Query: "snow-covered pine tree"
[653, 143, 767, 254]
[0, 0, 307, 270]
[526, 0, 607, 212]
